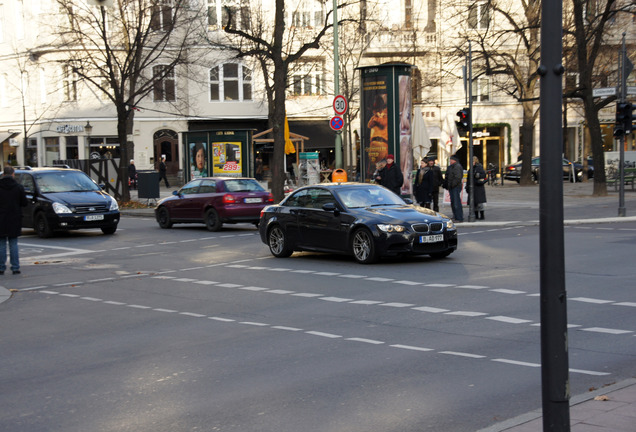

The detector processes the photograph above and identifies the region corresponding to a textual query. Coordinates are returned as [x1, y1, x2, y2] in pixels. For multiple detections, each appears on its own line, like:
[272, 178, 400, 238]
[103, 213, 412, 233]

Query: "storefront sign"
[56, 124, 85, 134]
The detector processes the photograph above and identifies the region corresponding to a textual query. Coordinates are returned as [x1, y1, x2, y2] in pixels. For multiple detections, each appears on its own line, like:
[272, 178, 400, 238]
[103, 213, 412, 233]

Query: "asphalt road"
[1, 215, 635, 432]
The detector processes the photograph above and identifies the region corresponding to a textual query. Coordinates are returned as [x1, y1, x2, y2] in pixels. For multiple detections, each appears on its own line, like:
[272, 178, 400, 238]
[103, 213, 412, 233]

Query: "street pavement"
[2, 179, 635, 431]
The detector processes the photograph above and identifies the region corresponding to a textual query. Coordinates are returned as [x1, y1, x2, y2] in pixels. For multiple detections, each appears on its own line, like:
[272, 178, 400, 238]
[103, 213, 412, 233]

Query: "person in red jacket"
[0, 166, 28, 275]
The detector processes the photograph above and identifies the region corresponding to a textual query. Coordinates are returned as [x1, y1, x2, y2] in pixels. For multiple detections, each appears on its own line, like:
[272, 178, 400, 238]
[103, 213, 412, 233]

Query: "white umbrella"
[412, 106, 431, 162]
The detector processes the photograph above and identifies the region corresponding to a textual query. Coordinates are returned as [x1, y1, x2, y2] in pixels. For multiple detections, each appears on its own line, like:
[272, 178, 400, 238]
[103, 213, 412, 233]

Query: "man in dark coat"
[128, 159, 137, 190]
[427, 158, 444, 212]
[414, 158, 433, 207]
[158, 155, 170, 187]
[376, 154, 403, 195]
[445, 155, 464, 222]
[466, 156, 488, 220]
[0, 166, 28, 275]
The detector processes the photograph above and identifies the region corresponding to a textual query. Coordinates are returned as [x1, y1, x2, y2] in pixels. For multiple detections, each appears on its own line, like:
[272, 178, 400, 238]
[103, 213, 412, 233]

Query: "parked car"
[259, 182, 458, 264]
[503, 157, 583, 183]
[10, 167, 120, 238]
[155, 177, 273, 231]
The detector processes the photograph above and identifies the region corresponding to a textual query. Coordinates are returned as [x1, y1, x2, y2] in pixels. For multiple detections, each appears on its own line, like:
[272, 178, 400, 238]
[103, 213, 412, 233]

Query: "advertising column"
[359, 64, 413, 196]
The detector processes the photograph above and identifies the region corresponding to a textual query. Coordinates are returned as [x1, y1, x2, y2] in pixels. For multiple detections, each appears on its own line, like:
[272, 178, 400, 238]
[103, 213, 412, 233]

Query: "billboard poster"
[189, 142, 208, 179]
[212, 141, 242, 176]
[360, 64, 413, 196]
[398, 74, 413, 196]
[362, 73, 391, 182]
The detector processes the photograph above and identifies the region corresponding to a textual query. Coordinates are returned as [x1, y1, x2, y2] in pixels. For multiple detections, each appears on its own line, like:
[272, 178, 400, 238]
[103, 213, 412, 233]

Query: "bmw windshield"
[335, 185, 406, 209]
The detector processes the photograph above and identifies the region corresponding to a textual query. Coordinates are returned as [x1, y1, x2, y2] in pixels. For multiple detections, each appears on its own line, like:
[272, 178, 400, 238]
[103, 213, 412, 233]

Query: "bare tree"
[218, 0, 359, 202]
[46, 0, 205, 201]
[565, 0, 634, 196]
[451, 0, 541, 185]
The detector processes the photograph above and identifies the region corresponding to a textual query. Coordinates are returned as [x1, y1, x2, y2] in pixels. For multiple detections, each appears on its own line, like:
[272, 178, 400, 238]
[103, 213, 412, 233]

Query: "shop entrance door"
[153, 129, 179, 174]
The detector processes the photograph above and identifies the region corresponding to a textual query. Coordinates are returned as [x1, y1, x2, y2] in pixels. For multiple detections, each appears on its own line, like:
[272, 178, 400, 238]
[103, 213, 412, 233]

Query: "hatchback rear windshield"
[35, 171, 100, 193]
[224, 179, 265, 192]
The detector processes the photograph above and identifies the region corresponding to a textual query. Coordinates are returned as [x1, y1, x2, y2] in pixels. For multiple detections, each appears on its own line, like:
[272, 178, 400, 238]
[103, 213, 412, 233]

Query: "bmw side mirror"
[322, 202, 340, 216]
[172, 190, 180, 196]
[403, 197, 413, 205]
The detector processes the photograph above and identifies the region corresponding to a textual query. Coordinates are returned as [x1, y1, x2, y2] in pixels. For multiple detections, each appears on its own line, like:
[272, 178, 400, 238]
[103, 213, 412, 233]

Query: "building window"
[471, 76, 490, 102]
[62, 63, 77, 102]
[468, 1, 490, 30]
[209, 63, 252, 101]
[208, 0, 250, 30]
[290, 63, 324, 96]
[153, 65, 176, 102]
[289, 1, 325, 28]
[151, 0, 173, 31]
[405, 0, 413, 29]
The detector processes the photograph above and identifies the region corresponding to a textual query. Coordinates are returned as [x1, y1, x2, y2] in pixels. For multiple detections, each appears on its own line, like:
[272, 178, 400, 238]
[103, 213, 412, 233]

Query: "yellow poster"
[212, 142, 242, 175]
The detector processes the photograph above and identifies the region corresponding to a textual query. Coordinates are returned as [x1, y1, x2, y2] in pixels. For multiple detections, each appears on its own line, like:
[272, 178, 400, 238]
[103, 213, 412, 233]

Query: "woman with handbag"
[466, 156, 488, 220]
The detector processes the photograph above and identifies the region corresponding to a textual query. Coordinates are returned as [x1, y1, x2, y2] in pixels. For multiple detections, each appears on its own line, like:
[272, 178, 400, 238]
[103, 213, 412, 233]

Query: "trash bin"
[332, 168, 347, 183]
[137, 171, 160, 199]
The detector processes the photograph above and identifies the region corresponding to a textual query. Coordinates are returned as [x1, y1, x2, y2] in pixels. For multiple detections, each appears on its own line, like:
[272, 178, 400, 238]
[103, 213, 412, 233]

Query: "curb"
[0, 287, 11, 306]
[476, 378, 636, 432]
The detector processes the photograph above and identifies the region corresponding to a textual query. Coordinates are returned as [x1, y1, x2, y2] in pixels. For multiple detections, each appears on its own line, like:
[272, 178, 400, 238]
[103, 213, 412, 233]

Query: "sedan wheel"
[268, 226, 293, 258]
[205, 208, 222, 232]
[351, 228, 378, 264]
[156, 207, 173, 229]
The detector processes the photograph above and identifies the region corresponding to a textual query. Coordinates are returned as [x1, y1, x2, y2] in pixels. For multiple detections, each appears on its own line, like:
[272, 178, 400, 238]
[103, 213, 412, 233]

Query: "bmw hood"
[365, 205, 447, 223]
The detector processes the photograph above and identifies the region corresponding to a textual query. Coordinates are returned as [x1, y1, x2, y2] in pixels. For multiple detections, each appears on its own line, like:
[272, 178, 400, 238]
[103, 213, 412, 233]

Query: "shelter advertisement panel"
[182, 130, 253, 180]
[212, 142, 242, 176]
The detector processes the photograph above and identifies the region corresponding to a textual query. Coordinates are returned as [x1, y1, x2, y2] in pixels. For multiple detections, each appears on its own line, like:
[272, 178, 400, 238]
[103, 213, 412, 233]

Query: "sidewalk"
[120, 180, 636, 225]
[3, 180, 636, 431]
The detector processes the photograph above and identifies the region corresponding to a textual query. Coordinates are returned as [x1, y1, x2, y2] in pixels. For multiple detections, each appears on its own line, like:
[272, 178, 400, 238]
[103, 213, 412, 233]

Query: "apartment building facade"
[0, 0, 632, 182]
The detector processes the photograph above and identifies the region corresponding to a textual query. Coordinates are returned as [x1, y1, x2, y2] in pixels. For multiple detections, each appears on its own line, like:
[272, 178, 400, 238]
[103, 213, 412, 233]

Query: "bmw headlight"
[377, 224, 405, 233]
[109, 197, 119, 211]
[445, 219, 455, 230]
[52, 202, 72, 214]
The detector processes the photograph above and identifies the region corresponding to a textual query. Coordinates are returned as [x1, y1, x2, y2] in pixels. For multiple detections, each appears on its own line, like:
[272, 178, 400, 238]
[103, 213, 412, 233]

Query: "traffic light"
[456, 108, 471, 134]
[615, 102, 634, 137]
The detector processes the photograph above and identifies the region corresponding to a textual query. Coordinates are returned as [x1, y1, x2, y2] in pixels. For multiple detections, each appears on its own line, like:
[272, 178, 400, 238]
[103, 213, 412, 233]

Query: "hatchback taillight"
[223, 194, 236, 204]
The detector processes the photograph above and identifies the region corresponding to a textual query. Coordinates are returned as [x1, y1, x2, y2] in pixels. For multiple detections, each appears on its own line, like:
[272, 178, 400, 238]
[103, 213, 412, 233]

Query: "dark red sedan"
[155, 177, 273, 231]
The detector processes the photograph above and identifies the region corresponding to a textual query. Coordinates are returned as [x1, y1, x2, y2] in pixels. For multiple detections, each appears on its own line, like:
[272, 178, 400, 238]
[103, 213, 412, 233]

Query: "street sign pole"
[333, 0, 342, 169]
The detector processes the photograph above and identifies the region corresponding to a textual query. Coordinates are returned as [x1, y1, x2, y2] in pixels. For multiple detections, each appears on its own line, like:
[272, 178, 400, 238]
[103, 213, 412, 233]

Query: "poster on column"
[212, 142, 242, 176]
[189, 142, 208, 179]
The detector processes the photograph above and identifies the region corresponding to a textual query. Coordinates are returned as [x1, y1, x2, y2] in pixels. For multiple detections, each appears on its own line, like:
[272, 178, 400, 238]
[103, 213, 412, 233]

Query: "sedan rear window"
[224, 179, 264, 192]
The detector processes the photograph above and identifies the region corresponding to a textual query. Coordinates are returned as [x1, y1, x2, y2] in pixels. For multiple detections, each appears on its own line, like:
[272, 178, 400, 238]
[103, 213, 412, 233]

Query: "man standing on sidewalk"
[445, 155, 464, 222]
[158, 155, 170, 188]
[0, 166, 28, 275]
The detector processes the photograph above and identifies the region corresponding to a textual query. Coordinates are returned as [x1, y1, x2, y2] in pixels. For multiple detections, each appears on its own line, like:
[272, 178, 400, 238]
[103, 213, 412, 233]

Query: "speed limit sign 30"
[333, 95, 348, 116]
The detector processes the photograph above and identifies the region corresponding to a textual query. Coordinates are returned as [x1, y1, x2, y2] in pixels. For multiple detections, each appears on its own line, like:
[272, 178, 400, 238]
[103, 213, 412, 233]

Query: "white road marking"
[412, 306, 450, 313]
[492, 359, 540, 368]
[390, 344, 434, 352]
[305, 331, 342, 338]
[486, 316, 533, 324]
[346, 338, 384, 344]
[571, 297, 614, 304]
[380, 302, 415, 308]
[490, 289, 526, 295]
[320, 297, 353, 302]
[350, 300, 384, 305]
[440, 351, 486, 359]
[445, 311, 488, 317]
[582, 327, 633, 335]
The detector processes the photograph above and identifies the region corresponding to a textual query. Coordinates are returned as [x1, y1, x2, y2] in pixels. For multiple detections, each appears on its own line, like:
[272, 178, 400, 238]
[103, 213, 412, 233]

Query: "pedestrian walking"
[0, 166, 28, 275]
[158, 155, 170, 188]
[466, 156, 488, 220]
[128, 159, 137, 190]
[414, 158, 433, 208]
[445, 155, 464, 222]
[376, 154, 403, 195]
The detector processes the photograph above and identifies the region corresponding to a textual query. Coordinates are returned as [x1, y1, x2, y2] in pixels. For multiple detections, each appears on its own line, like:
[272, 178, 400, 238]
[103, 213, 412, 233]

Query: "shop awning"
[0, 131, 20, 145]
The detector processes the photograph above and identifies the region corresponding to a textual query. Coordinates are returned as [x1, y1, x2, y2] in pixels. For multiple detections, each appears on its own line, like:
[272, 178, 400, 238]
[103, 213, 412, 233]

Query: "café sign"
[56, 124, 85, 134]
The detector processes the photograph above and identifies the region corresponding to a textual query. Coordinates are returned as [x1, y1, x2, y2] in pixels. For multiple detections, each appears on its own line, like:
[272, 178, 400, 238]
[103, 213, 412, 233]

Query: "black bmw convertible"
[259, 182, 458, 264]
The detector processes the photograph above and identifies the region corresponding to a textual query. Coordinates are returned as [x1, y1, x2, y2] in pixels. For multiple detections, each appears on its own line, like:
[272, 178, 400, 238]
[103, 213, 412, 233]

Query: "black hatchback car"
[12, 167, 120, 238]
[259, 183, 458, 264]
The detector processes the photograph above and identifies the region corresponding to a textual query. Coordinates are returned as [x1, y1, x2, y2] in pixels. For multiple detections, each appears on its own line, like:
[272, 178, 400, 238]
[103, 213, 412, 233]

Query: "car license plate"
[419, 234, 444, 243]
[84, 215, 104, 221]
[244, 197, 262, 203]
